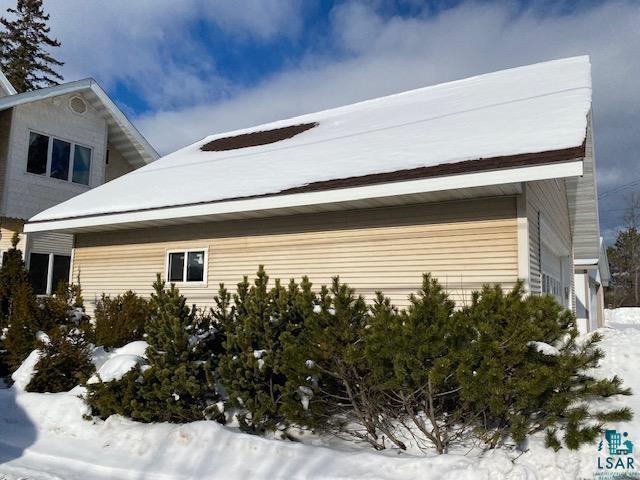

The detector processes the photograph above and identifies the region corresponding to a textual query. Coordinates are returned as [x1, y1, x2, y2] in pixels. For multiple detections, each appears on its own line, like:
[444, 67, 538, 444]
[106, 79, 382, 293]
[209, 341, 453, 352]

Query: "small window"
[28, 253, 50, 295]
[72, 145, 92, 185]
[28, 252, 71, 295]
[168, 252, 185, 282]
[186, 251, 205, 282]
[167, 249, 206, 283]
[27, 132, 49, 175]
[50, 139, 71, 180]
[51, 255, 71, 292]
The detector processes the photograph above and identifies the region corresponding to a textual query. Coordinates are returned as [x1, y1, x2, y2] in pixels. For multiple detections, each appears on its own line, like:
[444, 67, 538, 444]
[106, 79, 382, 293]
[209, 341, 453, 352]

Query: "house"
[25, 56, 608, 333]
[0, 69, 159, 295]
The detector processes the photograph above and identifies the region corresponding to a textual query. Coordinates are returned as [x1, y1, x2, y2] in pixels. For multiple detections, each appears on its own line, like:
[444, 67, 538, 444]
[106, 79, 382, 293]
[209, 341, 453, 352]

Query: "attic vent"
[69, 96, 87, 114]
[201, 122, 318, 152]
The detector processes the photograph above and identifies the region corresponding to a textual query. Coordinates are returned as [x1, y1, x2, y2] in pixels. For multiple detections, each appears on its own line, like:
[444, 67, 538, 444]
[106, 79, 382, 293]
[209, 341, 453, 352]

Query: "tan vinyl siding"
[0, 217, 25, 254]
[73, 197, 519, 315]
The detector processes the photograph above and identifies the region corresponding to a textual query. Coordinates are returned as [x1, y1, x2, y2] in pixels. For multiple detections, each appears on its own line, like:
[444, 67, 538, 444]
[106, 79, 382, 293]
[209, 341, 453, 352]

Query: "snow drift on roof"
[30, 56, 592, 223]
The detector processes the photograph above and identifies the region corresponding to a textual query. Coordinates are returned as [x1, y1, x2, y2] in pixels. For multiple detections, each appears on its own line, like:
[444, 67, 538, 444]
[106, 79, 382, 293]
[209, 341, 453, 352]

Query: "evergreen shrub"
[94, 291, 149, 349]
[86, 276, 222, 423]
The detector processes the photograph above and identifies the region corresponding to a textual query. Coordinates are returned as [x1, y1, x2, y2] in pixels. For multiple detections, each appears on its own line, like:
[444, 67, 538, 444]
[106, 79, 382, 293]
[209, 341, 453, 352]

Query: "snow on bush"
[87, 341, 149, 384]
[10, 349, 41, 390]
[527, 341, 560, 356]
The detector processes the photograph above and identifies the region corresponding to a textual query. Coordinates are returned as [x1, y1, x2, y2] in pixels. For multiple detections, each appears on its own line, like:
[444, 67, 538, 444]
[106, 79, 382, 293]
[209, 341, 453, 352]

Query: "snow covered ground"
[1, 309, 639, 480]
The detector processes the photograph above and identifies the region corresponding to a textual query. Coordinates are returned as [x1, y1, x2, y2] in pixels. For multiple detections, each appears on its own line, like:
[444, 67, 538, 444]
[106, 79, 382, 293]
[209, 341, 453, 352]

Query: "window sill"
[24, 171, 92, 189]
[167, 281, 208, 288]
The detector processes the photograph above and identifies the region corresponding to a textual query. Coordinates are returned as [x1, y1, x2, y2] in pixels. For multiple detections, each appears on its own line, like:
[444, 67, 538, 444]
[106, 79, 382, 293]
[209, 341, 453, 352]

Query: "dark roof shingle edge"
[29, 142, 585, 224]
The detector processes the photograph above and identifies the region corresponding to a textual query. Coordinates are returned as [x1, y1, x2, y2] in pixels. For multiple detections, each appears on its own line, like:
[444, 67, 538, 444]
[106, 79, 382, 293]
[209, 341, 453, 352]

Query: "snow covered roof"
[0, 78, 158, 167]
[27, 56, 591, 231]
[0, 68, 17, 97]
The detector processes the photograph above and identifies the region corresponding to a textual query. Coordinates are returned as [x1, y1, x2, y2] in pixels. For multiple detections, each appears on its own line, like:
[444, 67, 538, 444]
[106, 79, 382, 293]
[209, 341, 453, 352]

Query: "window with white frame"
[166, 249, 207, 284]
[28, 252, 71, 295]
[26, 131, 92, 185]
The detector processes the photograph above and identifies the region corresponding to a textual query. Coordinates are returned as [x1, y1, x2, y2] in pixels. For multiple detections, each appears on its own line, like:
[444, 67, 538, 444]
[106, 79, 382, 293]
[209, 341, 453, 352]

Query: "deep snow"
[0, 309, 638, 480]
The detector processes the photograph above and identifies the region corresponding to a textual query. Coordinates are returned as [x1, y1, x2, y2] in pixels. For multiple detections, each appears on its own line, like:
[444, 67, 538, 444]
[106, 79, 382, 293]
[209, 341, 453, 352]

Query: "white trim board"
[25, 159, 583, 234]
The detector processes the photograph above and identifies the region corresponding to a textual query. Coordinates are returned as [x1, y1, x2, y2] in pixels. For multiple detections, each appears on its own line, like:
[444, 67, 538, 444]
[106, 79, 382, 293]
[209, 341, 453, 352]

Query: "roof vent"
[69, 96, 87, 115]
[201, 122, 318, 152]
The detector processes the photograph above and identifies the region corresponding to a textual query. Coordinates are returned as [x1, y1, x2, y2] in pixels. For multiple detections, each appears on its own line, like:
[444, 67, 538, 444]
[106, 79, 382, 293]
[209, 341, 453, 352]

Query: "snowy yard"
[1, 309, 639, 480]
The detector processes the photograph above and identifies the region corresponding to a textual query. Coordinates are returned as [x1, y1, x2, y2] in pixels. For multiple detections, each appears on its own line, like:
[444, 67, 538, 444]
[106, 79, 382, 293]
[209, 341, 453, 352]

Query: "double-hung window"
[26, 131, 92, 186]
[166, 249, 207, 284]
[28, 252, 71, 295]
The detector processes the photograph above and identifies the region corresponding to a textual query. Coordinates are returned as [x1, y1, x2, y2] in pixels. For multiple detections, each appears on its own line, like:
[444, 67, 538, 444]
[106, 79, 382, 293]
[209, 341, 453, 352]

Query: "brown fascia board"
[29, 142, 585, 224]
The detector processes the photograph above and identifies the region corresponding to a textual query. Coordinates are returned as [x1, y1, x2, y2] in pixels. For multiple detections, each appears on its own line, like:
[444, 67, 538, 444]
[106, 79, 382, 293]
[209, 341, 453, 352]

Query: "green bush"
[3, 281, 40, 371]
[0, 234, 35, 374]
[84, 270, 632, 454]
[282, 274, 472, 452]
[27, 326, 95, 393]
[455, 282, 632, 450]
[215, 266, 311, 432]
[86, 276, 221, 423]
[94, 291, 149, 349]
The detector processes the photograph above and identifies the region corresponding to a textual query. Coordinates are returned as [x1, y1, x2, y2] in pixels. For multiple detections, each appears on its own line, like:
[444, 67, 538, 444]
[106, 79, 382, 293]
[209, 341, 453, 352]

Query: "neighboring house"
[25, 56, 608, 333]
[0, 69, 159, 295]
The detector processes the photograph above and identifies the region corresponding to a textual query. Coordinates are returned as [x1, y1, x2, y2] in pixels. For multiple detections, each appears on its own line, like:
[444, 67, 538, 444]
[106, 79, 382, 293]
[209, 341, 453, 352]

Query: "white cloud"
[136, 2, 640, 146]
[0, 0, 307, 109]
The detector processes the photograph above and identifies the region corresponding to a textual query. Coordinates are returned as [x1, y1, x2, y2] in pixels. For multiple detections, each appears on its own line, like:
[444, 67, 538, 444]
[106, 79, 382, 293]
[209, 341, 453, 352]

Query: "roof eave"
[25, 158, 583, 234]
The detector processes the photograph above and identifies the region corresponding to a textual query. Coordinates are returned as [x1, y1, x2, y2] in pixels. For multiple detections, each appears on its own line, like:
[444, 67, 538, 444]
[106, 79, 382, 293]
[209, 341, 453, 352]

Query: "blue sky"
[1, 0, 639, 240]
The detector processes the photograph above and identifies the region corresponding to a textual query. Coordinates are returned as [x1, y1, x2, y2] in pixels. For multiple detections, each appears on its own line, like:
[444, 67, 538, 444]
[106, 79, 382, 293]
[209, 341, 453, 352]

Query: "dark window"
[168, 252, 185, 282]
[72, 145, 91, 185]
[28, 253, 49, 295]
[186, 251, 205, 282]
[27, 132, 49, 175]
[50, 139, 71, 180]
[51, 255, 71, 292]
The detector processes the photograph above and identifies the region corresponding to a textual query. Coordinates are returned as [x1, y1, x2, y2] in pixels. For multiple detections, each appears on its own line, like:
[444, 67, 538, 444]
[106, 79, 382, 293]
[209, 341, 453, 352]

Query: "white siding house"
[0, 71, 158, 295]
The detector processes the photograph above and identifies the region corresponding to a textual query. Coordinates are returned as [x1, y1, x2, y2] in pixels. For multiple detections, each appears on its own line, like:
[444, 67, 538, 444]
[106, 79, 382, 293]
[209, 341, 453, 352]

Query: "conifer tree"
[0, 233, 28, 324]
[94, 291, 149, 349]
[0, 234, 39, 372]
[27, 324, 94, 393]
[87, 276, 221, 423]
[455, 282, 632, 450]
[0, 0, 63, 92]
[3, 280, 39, 371]
[363, 275, 474, 453]
[282, 278, 410, 450]
[216, 266, 311, 432]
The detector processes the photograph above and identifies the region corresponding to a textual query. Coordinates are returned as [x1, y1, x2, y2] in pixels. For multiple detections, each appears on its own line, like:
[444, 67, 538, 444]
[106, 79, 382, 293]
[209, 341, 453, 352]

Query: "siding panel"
[526, 179, 573, 300]
[73, 197, 519, 314]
